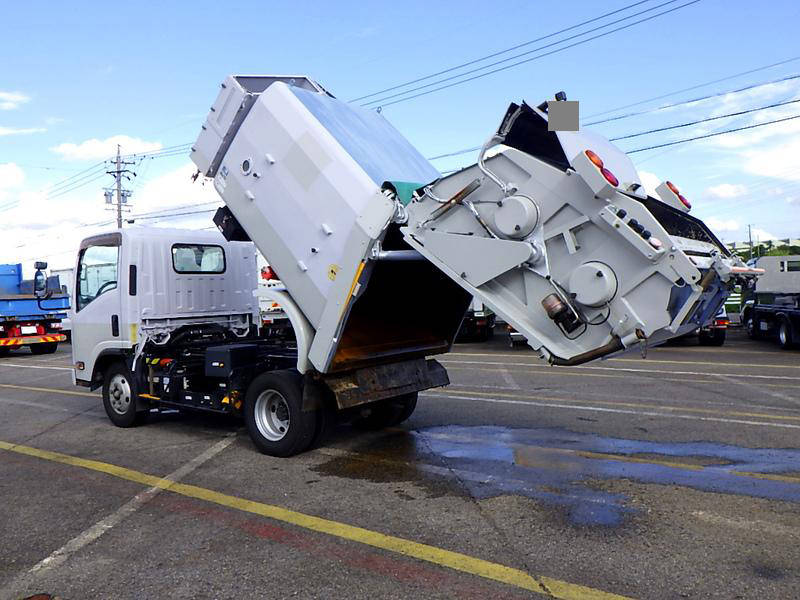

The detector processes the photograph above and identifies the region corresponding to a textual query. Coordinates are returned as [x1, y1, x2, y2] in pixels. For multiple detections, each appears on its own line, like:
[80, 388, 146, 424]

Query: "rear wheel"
[30, 342, 58, 355]
[778, 319, 794, 349]
[0, 347, 10, 357]
[245, 370, 317, 457]
[353, 392, 418, 430]
[102, 362, 148, 427]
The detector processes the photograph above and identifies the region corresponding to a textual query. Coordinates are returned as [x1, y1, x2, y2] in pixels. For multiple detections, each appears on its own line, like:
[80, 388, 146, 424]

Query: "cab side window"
[77, 244, 119, 311]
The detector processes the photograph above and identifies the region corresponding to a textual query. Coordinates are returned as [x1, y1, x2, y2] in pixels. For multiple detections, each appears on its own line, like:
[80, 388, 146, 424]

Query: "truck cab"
[71, 228, 257, 388]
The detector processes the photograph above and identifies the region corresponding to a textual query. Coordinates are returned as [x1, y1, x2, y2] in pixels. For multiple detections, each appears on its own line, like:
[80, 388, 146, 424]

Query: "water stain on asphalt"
[312, 430, 461, 499]
[315, 425, 800, 527]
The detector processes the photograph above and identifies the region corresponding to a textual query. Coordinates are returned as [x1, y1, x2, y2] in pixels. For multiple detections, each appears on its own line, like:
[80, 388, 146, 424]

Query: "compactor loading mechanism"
[192, 75, 758, 369]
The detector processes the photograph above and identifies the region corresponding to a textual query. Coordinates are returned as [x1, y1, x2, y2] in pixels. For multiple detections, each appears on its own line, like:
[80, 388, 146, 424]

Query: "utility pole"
[105, 145, 136, 228]
[747, 224, 754, 260]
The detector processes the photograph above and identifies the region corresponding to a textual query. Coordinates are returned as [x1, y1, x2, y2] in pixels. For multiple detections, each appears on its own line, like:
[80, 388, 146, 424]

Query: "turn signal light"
[585, 150, 619, 187]
[666, 181, 691, 209]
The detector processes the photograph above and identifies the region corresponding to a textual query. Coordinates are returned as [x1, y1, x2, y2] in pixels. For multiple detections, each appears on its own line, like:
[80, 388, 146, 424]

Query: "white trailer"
[72, 74, 761, 456]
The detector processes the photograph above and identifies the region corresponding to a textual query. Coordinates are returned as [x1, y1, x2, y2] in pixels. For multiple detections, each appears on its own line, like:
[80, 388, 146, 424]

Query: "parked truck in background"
[71, 74, 761, 456]
[741, 255, 800, 349]
[456, 297, 496, 342]
[0, 262, 69, 355]
[51, 267, 75, 340]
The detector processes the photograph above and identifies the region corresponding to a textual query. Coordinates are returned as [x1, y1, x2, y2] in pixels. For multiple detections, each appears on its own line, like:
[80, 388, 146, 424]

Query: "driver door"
[71, 233, 122, 384]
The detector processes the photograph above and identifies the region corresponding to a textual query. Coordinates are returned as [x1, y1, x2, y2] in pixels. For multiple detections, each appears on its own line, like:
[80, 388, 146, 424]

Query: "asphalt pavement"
[0, 329, 798, 599]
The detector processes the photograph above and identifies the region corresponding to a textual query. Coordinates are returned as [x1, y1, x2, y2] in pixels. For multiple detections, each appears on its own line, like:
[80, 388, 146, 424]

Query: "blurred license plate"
[21, 326, 37, 335]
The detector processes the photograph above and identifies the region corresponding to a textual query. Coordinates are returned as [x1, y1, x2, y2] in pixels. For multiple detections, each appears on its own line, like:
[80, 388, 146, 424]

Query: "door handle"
[111, 314, 119, 337]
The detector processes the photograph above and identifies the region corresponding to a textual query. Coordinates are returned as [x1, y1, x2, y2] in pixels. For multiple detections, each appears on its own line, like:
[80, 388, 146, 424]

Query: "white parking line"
[0, 363, 73, 371]
[441, 359, 800, 381]
[0, 433, 237, 598]
[422, 392, 800, 430]
[691, 510, 800, 537]
[714, 373, 800, 406]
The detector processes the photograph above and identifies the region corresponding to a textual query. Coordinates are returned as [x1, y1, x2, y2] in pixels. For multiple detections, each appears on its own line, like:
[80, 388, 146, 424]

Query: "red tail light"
[601, 168, 619, 187]
[261, 266, 278, 281]
[585, 150, 619, 187]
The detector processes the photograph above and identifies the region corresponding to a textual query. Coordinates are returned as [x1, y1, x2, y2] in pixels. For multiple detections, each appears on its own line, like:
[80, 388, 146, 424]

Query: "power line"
[626, 113, 800, 153]
[609, 97, 800, 141]
[583, 55, 800, 120]
[584, 73, 800, 126]
[350, 0, 657, 103]
[363, 0, 700, 109]
[428, 79, 800, 162]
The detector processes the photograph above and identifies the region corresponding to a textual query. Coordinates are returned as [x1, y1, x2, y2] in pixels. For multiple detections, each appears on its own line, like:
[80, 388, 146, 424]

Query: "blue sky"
[2, 0, 800, 270]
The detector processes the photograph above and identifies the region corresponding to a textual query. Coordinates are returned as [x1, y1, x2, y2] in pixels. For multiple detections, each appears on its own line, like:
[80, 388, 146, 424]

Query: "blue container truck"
[0, 262, 69, 355]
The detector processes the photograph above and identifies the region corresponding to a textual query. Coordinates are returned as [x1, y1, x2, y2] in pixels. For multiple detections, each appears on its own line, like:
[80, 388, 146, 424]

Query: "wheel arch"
[90, 349, 131, 391]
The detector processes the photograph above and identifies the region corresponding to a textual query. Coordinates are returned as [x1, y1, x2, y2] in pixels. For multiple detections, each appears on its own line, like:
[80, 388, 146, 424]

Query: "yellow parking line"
[0, 383, 95, 398]
[0, 439, 629, 600]
[732, 471, 800, 485]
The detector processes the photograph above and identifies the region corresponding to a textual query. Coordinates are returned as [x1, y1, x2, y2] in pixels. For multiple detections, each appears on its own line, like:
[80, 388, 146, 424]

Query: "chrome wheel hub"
[254, 390, 290, 442]
[108, 374, 131, 415]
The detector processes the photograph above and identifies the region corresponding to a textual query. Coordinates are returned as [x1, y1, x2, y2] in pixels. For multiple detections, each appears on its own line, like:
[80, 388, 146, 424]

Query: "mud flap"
[323, 359, 449, 409]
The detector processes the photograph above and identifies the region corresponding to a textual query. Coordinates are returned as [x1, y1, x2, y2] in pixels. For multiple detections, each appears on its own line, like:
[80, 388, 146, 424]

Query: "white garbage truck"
[71, 74, 760, 456]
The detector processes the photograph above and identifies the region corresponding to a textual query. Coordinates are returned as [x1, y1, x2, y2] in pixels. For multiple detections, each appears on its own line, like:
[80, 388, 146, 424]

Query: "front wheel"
[0, 347, 10, 358]
[30, 342, 58, 355]
[102, 362, 148, 427]
[244, 370, 317, 457]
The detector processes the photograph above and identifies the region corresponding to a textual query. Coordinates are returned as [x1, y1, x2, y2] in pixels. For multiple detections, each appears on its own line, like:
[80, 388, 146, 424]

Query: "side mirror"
[33, 262, 48, 299]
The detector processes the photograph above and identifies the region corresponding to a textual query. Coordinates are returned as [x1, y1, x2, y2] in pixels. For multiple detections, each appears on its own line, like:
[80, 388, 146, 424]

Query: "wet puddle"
[315, 425, 800, 527]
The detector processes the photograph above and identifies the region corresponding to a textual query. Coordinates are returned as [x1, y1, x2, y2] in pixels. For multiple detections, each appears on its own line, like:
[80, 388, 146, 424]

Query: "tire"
[744, 312, 758, 339]
[102, 362, 148, 428]
[474, 328, 490, 343]
[778, 319, 794, 350]
[244, 370, 317, 457]
[0, 347, 10, 357]
[353, 392, 418, 430]
[30, 342, 58, 355]
[308, 381, 338, 450]
[698, 330, 725, 346]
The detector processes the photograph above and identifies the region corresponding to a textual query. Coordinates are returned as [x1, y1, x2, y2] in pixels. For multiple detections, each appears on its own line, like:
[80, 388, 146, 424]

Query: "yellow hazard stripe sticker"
[0, 334, 65, 346]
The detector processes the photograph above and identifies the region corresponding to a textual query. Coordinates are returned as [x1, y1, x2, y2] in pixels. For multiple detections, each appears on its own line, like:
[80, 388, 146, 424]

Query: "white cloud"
[638, 170, 661, 196]
[132, 163, 220, 220]
[705, 217, 740, 232]
[741, 136, 800, 182]
[0, 163, 25, 189]
[0, 162, 221, 271]
[0, 126, 46, 136]
[705, 183, 747, 198]
[752, 227, 778, 241]
[50, 135, 162, 161]
[0, 91, 30, 110]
